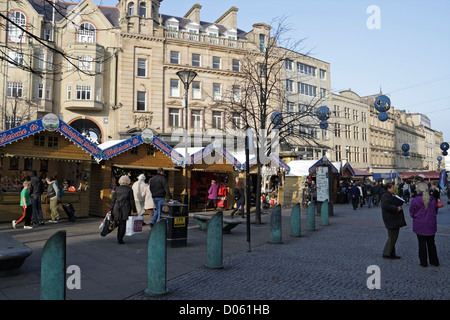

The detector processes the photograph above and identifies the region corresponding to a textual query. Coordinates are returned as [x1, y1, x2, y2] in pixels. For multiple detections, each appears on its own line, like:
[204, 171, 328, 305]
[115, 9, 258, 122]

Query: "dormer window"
[225, 29, 237, 40]
[185, 22, 200, 41]
[77, 22, 96, 43]
[205, 25, 219, 37]
[166, 17, 179, 31]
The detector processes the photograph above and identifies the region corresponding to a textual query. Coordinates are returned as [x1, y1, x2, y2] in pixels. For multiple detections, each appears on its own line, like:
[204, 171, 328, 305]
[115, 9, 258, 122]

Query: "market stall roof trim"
[342, 162, 372, 177]
[308, 158, 339, 174]
[399, 171, 440, 179]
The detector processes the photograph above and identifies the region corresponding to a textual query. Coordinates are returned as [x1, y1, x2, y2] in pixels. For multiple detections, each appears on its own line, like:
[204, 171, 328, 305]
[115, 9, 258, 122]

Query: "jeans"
[151, 198, 166, 225]
[31, 196, 44, 223]
[366, 195, 372, 208]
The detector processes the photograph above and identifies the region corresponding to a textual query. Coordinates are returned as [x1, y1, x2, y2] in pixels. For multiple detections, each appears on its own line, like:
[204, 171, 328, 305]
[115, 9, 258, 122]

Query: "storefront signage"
[59, 123, 102, 158]
[102, 136, 143, 160]
[0, 119, 43, 146]
[316, 166, 329, 202]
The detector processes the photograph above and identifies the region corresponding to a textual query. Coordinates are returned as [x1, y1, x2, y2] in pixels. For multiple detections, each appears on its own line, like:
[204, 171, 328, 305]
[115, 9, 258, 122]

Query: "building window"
[77, 22, 96, 43]
[212, 56, 221, 69]
[286, 101, 295, 112]
[43, 29, 53, 41]
[170, 79, 180, 97]
[47, 136, 58, 148]
[213, 83, 221, 100]
[95, 87, 101, 102]
[298, 82, 316, 97]
[259, 34, 265, 52]
[285, 59, 293, 70]
[232, 86, 241, 103]
[7, 82, 23, 98]
[297, 63, 316, 76]
[47, 54, 53, 70]
[170, 51, 179, 64]
[191, 81, 201, 99]
[8, 51, 24, 67]
[320, 69, 327, 79]
[286, 79, 294, 92]
[191, 110, 202, 129]
[5, 116, 21, 130]
[232, 113, 242, 130]
[34, 135, 45, 147]
[67, 85, 71, 100]
[137, 58, 147, 77]
[169, 108, 181, 127]
[8, 11, 26, 43]
[139, 2, 146, 17]
[46, 85, 51, 100]
[333, 105, 340, 117]
[128, 2, 135, 16]
[192, 54, 201, 67]
[136, 91, 146, 111]
[76, 85, 91, 100]
[232, 59, 240, 72]
[334, 123, 341, 138]
[38, 83, 44, 99]
[78, 55, 93, 71]
[320, 88, 327, 98]
[212, 111, 222, 129]
[335, 145, 342, 161]
[38, 53, 45, 69]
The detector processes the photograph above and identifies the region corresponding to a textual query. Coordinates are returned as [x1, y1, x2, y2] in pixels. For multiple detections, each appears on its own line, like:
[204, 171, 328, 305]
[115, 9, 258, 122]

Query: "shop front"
[0, 114, 102, 222]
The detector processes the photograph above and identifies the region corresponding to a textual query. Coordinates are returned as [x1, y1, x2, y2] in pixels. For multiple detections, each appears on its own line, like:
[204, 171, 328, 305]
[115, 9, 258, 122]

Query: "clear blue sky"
[97, 0, 450, 145]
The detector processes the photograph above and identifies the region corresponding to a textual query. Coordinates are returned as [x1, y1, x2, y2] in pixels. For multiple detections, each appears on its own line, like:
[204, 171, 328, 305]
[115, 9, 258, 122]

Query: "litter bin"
[161, 202, 188, 247]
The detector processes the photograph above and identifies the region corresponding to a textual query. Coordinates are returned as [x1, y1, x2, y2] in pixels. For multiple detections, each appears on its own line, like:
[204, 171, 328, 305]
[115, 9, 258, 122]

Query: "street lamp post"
[176, 70, 197, 209]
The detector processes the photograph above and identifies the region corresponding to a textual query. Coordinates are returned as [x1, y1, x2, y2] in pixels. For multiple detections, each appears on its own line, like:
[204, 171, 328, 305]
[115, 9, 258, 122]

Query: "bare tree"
[213, 16, 329, 223]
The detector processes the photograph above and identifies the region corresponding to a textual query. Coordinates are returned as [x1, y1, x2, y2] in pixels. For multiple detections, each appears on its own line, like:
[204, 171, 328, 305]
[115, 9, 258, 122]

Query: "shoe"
[391, 255, 401, 259]
[431, 264, 440, 267]
[50, 219, 62, 223]
[420, 264, 427, 268]
[149, 223, 154, 229]
[118, 240, 125, 244]
[12, 220, 17, 229]
[382, 255, 399, 259]
[24, 225, 33, 230]
[39, 220, 45, 225]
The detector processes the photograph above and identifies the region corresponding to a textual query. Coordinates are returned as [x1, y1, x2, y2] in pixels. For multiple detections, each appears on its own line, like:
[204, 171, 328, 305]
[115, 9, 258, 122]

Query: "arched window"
[77, 22, 96, 43]
[8, 11, 26, 43]
[128, 2, 135, 16]
[139, 2, 146, 18]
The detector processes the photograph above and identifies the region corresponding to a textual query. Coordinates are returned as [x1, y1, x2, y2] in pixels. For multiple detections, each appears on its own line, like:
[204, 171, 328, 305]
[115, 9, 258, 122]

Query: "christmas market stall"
[0, 114, 102, 222]
[91, 129, 184, 217]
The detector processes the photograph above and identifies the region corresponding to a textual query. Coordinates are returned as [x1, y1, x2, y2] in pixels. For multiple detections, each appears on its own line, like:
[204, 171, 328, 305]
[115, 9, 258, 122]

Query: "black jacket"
[149, 174, 172, 199]
[30, 176, 45, 198]
[380, 190, 407, 229]
[233, 187, 245, 204]
[111, 185, 136, 221]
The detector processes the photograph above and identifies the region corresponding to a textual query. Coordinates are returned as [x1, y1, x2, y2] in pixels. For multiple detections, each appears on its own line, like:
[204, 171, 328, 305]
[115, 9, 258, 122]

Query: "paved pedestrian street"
[130, 198, 450, 301]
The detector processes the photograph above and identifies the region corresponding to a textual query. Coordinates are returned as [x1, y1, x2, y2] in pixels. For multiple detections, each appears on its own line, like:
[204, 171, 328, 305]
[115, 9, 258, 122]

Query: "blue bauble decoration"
[403, 151, 409, 157]
[319, 120, 328, 129]
[374, 95, 391, 112]
[401, 143, 410, 152]
[271, 111, 283, 129]
[378, 112, 388, 122]
[316, 106, 331, 121]
[443, 151, 448, 156]
[440, 142, 449, 151]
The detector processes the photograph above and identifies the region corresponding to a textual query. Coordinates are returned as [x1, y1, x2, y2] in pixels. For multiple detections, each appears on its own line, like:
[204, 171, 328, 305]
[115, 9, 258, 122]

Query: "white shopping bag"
[126, 215, 143, 236]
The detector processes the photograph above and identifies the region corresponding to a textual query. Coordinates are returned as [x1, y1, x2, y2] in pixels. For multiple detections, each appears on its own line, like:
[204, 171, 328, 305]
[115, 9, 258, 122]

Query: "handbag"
[437, 200, 444, 208]
[126, 215, 144, 236]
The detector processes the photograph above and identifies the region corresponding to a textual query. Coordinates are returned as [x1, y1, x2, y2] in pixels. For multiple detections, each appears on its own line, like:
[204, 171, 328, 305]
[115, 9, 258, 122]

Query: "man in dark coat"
[111, 175, 137, 244]
[149, 168, 173, 227]
[29, 170, 45, 225]
[381, 183, 407, 259]
[349, 183, 360, 210]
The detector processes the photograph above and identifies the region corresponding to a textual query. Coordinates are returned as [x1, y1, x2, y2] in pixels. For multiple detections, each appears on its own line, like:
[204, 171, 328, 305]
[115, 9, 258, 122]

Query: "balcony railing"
[164, 30, 247, 49]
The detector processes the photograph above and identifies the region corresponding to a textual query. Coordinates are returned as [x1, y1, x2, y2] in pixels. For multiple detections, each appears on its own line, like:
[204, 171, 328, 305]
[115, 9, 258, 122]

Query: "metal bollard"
[306, 202, 316, 231]
[145, 219, 168, 296]
[290, 203, 301, 237]
[270, 204, 282, 243]
[41, 230, 66, 300]
[321, 200, 329, 226]
[206, 211, 223, 269]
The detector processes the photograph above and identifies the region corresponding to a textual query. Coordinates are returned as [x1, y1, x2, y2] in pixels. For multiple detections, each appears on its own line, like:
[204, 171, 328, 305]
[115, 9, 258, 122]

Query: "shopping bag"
[100, 212, 116, 237]
[437, 200, 444, 208]
[126, 215, 143, 236]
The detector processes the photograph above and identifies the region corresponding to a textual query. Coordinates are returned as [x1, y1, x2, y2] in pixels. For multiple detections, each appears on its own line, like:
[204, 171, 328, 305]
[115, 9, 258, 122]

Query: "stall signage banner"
[316, 166, 329, 202]
[270, 153, 291, 173]
[189, 143, 214, 165]
[151, 136, 184, 166]
[102, 135, 143, 160]
[219, 147, 243, 170]
[439, 169, 446, 190]
[58, 123, 103, 158]
[0, 118, 44, 146]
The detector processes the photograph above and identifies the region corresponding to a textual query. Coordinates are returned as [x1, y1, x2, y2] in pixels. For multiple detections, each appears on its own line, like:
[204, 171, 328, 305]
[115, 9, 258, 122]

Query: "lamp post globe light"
[176, 70, 197, 207]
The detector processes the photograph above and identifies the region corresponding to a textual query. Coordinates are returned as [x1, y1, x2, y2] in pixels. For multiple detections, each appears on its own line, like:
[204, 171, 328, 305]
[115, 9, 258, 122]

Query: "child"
[12, 181, 33, 229]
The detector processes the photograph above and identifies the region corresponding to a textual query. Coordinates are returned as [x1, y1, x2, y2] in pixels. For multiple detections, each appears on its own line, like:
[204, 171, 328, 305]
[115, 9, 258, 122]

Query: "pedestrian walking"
[132, 173, 147, 223]
[409, 182, 440, 267]
[46, 176, 61, 223]
[205, 180, 218, 211]
[29, 170, 45, 225]
[110, 175, 137, 244]
[365, 181, 373, 208]
[381, 183, 407, 259]
[143, 179, 155, 223]
[149, 168, 172, 227]
[12, 181, 33, 229]
[230, 178, 245, 218]
[402, 181, 411, 204]
[349, 182, 360, 210]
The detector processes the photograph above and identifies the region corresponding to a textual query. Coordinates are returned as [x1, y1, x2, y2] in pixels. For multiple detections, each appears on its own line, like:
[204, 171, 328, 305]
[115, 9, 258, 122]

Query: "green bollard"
[321, 200, 329, 226]
[206, 211, 223, 269]
[270, 205, 282, 243]
[306, 202, 316, 231]
[145, 219, 168, 296]
[41, 230, 66, 300]
[290, 203, 301, 237]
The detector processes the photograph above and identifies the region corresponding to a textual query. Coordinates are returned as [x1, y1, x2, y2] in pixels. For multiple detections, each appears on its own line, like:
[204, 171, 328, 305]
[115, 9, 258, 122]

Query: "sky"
[95, 0, 450, 144]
